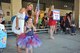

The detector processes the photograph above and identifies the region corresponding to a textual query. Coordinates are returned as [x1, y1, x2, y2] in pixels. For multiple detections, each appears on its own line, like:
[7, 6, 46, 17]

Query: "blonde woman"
[48, 5, 57, 39]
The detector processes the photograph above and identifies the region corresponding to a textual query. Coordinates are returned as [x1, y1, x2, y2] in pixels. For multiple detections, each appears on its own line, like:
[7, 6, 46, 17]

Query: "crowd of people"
[60, 12, 76, 35]
[0, 2, 76, 53]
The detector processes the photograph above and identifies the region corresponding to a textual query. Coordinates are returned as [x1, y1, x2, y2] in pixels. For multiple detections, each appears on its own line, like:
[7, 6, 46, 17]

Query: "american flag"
[35, 0, 40, 24]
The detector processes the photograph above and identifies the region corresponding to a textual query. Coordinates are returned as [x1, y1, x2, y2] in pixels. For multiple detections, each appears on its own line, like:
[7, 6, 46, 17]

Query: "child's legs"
[29, 47, 33, 53]
[26, 48, 33, 53]
[16, 34, 22, 53]
[17, 46, 22, 53]
[0, 48, 3, 53]
[26, 48, 28, 53]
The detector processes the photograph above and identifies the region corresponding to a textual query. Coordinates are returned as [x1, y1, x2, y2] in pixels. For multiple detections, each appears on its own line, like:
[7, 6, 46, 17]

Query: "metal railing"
[5, 24, 49, 35]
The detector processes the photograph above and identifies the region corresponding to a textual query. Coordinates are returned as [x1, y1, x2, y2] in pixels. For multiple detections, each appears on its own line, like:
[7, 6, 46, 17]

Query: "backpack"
[11, 16, 16, 22]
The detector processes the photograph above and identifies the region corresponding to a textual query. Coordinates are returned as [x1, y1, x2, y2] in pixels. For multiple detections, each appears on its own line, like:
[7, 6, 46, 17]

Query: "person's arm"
[3, 25, 6, 32]
[16, 16, 19, 29]
[3, 29, 6, 32]
[32, 24, 36, 31]
[24, 25, 26, 33]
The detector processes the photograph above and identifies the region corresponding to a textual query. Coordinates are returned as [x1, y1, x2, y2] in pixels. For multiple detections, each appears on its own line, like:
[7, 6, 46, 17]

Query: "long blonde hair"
[48, 6, 52, 17]
[48, 5, 54, 16]
[27, 2, 33, 8]
[26, 3, 34, 17]
[48, 5, 54, 12]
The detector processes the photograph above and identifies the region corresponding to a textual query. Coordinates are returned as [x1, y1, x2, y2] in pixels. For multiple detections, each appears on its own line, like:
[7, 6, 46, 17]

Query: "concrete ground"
[2, 31, 80, 53]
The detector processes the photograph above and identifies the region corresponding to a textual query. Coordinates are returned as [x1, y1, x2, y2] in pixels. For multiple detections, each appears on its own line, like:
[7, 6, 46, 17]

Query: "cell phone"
[18, 28, 20, 30]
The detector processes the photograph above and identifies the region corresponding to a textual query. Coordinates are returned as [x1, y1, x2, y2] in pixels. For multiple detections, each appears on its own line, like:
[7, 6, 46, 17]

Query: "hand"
[15, 26, 19, 30]
[2, 29, 6, 32]
[34, 28, 36, 31]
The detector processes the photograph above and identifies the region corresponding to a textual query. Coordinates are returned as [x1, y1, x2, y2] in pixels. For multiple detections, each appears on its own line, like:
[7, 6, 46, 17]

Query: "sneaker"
[50, 36, 54, 39]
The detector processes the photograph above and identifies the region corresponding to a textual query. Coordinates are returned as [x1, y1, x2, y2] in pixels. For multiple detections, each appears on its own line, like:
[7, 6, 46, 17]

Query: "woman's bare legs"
[52, 25, 56, 34]
[49, 26, 54, 39]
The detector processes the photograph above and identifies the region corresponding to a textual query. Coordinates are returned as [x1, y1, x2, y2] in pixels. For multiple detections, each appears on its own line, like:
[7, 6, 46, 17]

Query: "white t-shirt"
[0, 24, 5, 31]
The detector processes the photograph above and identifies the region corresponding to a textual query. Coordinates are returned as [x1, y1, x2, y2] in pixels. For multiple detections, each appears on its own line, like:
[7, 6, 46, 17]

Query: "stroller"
[0, 30, 7, 53]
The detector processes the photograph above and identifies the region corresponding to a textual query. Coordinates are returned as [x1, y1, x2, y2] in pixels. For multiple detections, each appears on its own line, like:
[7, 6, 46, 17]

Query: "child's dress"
[12, 12, 25, 35]
[17, 27, 42, 49]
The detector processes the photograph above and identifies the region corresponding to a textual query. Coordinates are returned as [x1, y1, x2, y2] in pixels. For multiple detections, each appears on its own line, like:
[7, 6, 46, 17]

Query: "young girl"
[17, 18, 41, 53]
[0, 14, 7, 53]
